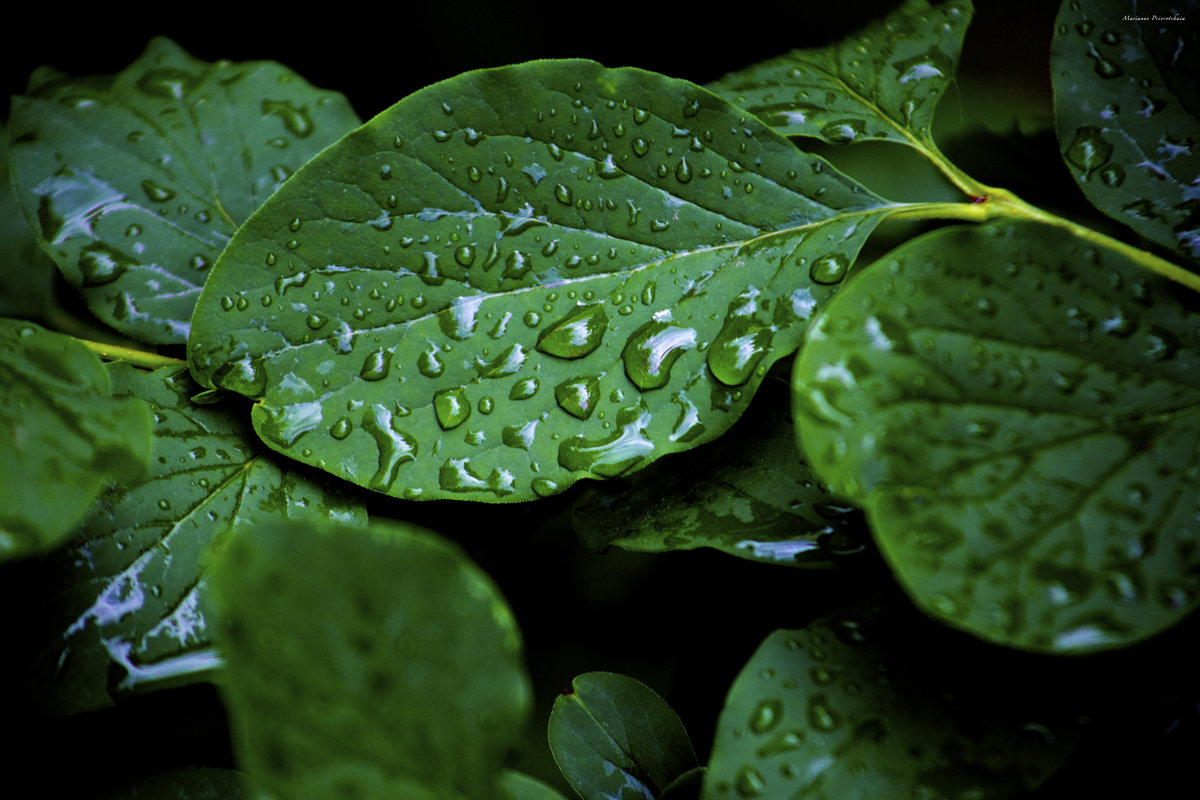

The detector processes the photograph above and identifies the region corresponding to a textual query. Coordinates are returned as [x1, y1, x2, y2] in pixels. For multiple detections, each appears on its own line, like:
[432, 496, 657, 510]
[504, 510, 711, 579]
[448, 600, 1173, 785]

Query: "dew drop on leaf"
[536, 303, 609, 358]
[433, 387, 471, 430]
[554, 376, 600, 420]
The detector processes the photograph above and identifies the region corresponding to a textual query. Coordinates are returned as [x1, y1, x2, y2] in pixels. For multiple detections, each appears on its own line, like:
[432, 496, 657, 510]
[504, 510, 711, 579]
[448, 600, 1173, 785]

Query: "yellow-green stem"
[76, 338, 185, 369]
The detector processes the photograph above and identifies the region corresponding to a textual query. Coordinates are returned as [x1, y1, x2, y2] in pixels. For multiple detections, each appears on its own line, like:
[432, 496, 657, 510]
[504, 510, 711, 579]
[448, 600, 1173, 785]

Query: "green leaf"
[501, 771, 571, 800]
[210, 519, 532, 800]
[1, 126, 58, 324]
[96, 767, 249, 800]
[549, 672, 697, 800]
[707, 0, 973, 149]
[7, 37, 361, 344]
[792, 222, 1200, 652]
[704, 600, 1081, 799]
[188, 59, 892, 502]
[1051, 0, 1200, 264]
[35, 363, 366, 716]
[572, 370, 868, 567]
[0, 319, 150, 562]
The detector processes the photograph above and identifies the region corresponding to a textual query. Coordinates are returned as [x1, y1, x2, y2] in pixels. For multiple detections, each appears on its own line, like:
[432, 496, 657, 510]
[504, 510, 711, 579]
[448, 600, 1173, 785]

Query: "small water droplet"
[631, 137, 649, 156]
[749, 698, 783, 735]
[140, 179, 175, 203]
[554, 183, 573, 205]
[820, 119, 865, 143]
[734, 765, 765, 798]
[330, 417, 352, 439]
[509, 377, 540, 400]
[807, 693, 841, 732]
[261, 99, 314, 137]
[809, 253, 849, 284]
[433, 387, 471, 430]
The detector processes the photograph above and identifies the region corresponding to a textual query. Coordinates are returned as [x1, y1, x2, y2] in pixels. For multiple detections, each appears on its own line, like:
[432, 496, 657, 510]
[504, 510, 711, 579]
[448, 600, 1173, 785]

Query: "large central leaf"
[189, 59, 891, 501]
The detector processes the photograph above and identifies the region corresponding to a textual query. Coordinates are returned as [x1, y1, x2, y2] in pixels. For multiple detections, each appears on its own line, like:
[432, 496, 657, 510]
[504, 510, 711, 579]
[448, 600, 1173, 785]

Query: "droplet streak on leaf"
[189, 59, 892, 501]
[793, 222, 1200, 652]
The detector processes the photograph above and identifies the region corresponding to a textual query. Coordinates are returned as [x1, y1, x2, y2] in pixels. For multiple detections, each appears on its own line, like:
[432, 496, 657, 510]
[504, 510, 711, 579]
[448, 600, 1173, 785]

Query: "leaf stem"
[75, 338, 186, 369]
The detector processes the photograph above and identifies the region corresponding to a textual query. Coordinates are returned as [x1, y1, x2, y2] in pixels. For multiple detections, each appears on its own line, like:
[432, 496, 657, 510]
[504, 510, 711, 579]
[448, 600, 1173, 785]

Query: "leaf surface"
[572, 371, 868, 567]
[707, 0, 973, 148]
[703, 599, 1081, 800]
[1051, 0, 1200, 264]
[549, 672, 697, 800]
[0, 319, 150, 562]
[501, 771, 571, 800]
[793, 222, 1200, 652]
[37, 363, 365, 716]
[7, 37, 361, 343]
[210, 520, 531, 800]
[188, 59, 891, 502]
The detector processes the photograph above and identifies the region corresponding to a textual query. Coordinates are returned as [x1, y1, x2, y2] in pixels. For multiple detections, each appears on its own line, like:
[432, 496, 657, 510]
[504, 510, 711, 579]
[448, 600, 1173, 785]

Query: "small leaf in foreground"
[704, 599, 1082, 800]
[707, 0, 973, 149]
[572, 368, 868, 567]
[793, 221, 1200, 652]
[0, 319, 150, 562]
[1051, 0, 1200, 264]
[211, 520, 532, 800]
[188, 59, 892, 502]
[549, 672, 697, 800]
[36, 363, 366, 716]
[7, 37, 361, 343]
[501, 770, 571, 800]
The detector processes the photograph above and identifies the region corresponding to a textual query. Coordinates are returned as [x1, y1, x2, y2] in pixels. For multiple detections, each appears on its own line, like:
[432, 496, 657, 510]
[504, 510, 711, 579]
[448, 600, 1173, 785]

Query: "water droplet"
[809, 253, 849, 284]
[433, 387, 471, 430]
[78, 241, 136, 287]
[503, 250, 533, 281]
[136, 67, 200, 99]
[475, 343, 527, 379]
[531, 477, 560, 496]
[289, 217, 302, 232]
[417, 346, 445, 378]
[555, 376, 600, 420]
[707, 317, 772, 386]
[807, 693, 841, 732]
[749, 699, 783, 734]
[633, 108, 650, 124]
[820, 119, 865, 143]
[536, 303, 609, 358]
[554, 183, 573, 205]
[558, 404, 653, 476]
[509, 378, 540, 400]
[622, 321, 697, 390]
[359, 348, 391, 381]
[1086, 50, 1124, 78]
[261, 99, 314, 137]
[330, 417, 352, 439]
[734, 765, 765, 798]
[675, 157, 692, 183]
[140, 179, 175, 203]
[631, 137, 649, 156]
[438, 457, 515, 498]
[361, 405, 417, 490]
[1075, 19, 1094, 35]
[1065, 126, 1114, 176]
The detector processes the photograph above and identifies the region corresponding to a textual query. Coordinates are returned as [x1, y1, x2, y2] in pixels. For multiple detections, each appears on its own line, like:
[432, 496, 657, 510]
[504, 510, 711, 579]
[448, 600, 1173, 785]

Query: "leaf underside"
[704, 599, 1081, 800]
[706, 0, 973, 149]
[211, 520, 531, 800]
[36, 364, 365, 716]
[188, 58, 892, 503]
[7, 37, 361, 343]
[793, 221, 1200, 653]
[1051, 0, 1200, 265]
[0, 320, 150, 563]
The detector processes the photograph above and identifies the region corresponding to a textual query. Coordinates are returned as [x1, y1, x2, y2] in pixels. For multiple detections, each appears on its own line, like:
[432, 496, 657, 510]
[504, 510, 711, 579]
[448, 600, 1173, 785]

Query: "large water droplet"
[820, 119, 866, 143]
[78, 241, 136, 287]
[509, 377, 540, 400]
[1065, 126, 1114, 176]
[554, 376, 601, 420]
[734, 765, 765, 798]
[361, 405, 417, 490]
[707, 317, 772, 386]
[261, 99, 314, 137]
[212, 356, 267, 398]
[809, 253, 849, 284]
[359, 348, 392, 381]
[749, 698, 784, 735]
[536, 303, 609, 358]
[475, 344, 527, 379]
[558, 404, 653, 476]
[806, 693, 841, 732]
[417, 346, 445, 378]
[622, 321, 697, 390]
[438, 457, 516, 497]
[257, 401, 323, 448]
[433, 387, 471, 430]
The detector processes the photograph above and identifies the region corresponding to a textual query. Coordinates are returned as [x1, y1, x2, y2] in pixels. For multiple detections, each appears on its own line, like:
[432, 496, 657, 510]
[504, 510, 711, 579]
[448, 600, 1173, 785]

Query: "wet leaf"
[707, 0, 973, 149]
[1, 126, 58, 324]
[572, 370, 868, 567]
[1051, 0, 1200, 264]
[549, 672, 697, 800]
[793, 222, 1200, 652]
[501, 771, 571, 800]
[96, 766, 249, 800]
[210, 519, 531, 800]
[188, 59, 892, 502]
[36, 363, 365, 716]
[7, 37, 361, 344]
[704, 599, 1082, 800]
[0, 320, 150, 562]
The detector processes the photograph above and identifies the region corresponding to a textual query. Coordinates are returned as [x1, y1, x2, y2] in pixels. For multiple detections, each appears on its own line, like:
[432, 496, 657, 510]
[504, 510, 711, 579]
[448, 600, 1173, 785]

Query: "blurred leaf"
[704, 598, 1082, 800]
[572, 371, 868, 568]
[501, 771, 571, 800]
[549, 672, 697, 800]
[7, 37, 361, 344]
[211, 520, 532, 800]
[97, 766, 249, 800]
[707, 0, 973, 149]
[188, 58, 892, 502]
[793, 222, 1200, 652]
[36, 364, 366, 716]
[1051, 0, 1200, 264]
[0, 319, 150, 562]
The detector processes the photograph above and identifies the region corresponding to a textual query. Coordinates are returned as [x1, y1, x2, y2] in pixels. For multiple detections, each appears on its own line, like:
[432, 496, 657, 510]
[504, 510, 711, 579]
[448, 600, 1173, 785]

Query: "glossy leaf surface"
[0, 320, 150, 562]
[37, 364, 365, 716]
[188, 59, 890, 502]
[7, 37, 361, 343]
[572, 372, 868, 567]
[704, 600, 1080, 800]
[1052, 0, 1200, 264]
[211, 520, 531, 800]
[707, 0, 973, 148]
[549, 672, 697, 800]
[793, 222, 1200, 652]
